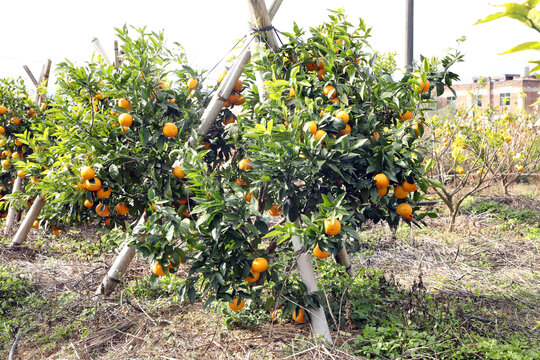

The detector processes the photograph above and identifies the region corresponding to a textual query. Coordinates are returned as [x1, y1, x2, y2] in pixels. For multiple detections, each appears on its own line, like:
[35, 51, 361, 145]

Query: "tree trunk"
[94, 213, 147, 297]
[10, 195, 46, 248]
[3, 177, 24, 236]
[335, 246, 353, 276]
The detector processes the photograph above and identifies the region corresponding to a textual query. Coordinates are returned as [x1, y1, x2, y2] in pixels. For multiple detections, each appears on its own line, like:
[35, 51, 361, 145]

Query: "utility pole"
[405, 0, 414, 72]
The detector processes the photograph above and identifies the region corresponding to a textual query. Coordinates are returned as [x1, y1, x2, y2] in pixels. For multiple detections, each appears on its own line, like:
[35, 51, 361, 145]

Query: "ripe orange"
[373, 131, 380, 141]
[0, 105, 6, 114]
[229, 297, 245, 311]
[517, 165, 524, 172]
[14, 139, 23, 146]
[239, 158, 253, 171]
[245, 191, 254, 202]
[251, 257, 269, 273]
[0, 126, 4, 134]
[84, 199, 94, 208]
[80, 166, 95, 180]
[317, 57, 325, 69]
[293, 308, 305, 323]
[16, 170, 25, 178]
[234, 179, 247, 186]
[335, 111, 350, 124]
[317, 68, 326, 80]
[105, 218, 112, 226]
[33, 220, 39, 229]
[95, 203, 110, 217]
[339, 124, 351, 136]
[202, 141, 211, 150]
[505, 137, 512, 143]
[233, 95, 245, 106]
[401, 181, 418, 192]
[96, 186, 112, 199]
[52, 226, 62, 236]
[323, 85, 337, 98]
[173, 166, 186, 179]
[399, 110, 413, 121]
[458, 168, 465, 175]
[152, 262, 165, 276]
[313, 244, 330, 259]
[85, 178, 102, 191]
[31, 176, 40, 184]
[118, 98, 132, 110]
[245, 271, 260, 283]
[223, 116, 235, 125]
[306, 61, 318, 71]
[12, 117, 21, 125]
[314, 129, 327, 141]
[289, 87, 296, 99]
[187, 78, 198, 89]
[268, 204, 282, 216]
[118, 113, 133, 127]
[304, 121, 317, 135]
[234, 79, 243, 91]
[394, 185, 409, 199]
[373, 173, 389, 189]
[168, 98, 176, 103]
[324, 218, 341, 236]
[378, 187, 388, 196]
[418, 79, 430, 94]
[115, 202, 129, 215]
[163, 122, 178, 138]
[397, 203, 413, 217]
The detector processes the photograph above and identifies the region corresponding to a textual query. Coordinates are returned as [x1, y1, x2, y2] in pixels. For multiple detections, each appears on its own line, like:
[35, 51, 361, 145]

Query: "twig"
[9, 328, 22, 360]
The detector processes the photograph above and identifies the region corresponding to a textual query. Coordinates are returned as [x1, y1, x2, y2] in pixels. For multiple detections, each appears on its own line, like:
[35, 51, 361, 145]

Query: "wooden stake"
[247, 0, 279, 52]
[95, 213, 147, 296]
[10, 195, 46, 247]
[22, 66, 38, 87]
[3, 177, 24, 236]
[91, 37, 111, 64]
[114, 40, 121, 68]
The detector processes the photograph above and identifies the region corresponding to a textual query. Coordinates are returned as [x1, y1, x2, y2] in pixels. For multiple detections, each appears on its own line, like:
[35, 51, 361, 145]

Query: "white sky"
[0, 0, 537, 93]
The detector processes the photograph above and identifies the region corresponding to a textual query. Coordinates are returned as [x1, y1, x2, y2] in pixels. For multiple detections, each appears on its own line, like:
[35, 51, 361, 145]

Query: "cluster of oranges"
[229, 257, 269, 311]
[373, 173, 415, 221]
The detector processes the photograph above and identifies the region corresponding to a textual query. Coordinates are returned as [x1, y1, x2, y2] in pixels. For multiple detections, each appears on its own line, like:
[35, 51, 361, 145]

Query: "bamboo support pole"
[10, 195, 46, 247]
[114, 40, 121, 68]
[3, 177, 24, 236]
[22, 66, 38, 87]
[91, 37, 111, 64]
[95, 213, 147, 296]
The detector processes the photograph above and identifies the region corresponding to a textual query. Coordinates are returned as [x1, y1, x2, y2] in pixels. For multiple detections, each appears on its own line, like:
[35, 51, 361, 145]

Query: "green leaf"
[109, 164, 120, 180]
[499, 41, 540, 54]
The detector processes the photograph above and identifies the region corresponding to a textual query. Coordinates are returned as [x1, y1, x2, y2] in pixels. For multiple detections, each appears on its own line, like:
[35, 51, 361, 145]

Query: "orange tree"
[0, 78, 40, 220]
[427, 102, 539, 230]
[134, 11, 462, 319]
[17, 26, 206, 238]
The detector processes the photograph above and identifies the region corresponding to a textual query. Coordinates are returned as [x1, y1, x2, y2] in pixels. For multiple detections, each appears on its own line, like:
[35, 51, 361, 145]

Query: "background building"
[438, 68, 540, 113]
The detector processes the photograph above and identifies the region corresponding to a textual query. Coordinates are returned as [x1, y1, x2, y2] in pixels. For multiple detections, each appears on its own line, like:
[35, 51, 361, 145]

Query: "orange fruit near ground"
[418, 79, 430, 94]
[118, 98, 132, 110]
[245, 271, 260, 283]
[401, 181, 418, 193]
[314, 129, 327, 141]
[339, 124, 351, 136]
[52, 226, 62, 236]
[404, 214, 413, 221]
[12, 117, 21, 125]
[293, 308, 305, 323]
[324, 218, 341, 236]
[323, 85, 337, 98]
[397, 203, 413, 217]
[80, 166, 95, 180]
[377, 187, 388, 196]
[458, 168, 465, 175]
[95, 203, 110, 217]
[335, 111, 350, 124]
[394, 185, 409, 199]
[85, 178, 102, 191]
[118, 113, 133, 127]
[313, 244, 330, 259]
[304, 121, 317, 135]
[229, 297, 245, 311]
[268, 204, 282, 216]
[373, 173, 389, 189]
[234, 179, 247, 186]
[234, 79, 243, 92]
[183, 210, 190, 217]
[96, 186, 112, 199]
[251, 257, 269, 273]
[399, 110, 413, 121]
[505, 137, 512, 143]
[172, 166, 186, 179]
[33, 220, 39, 229]
[238, 158, 253, 171]
[84, 199, 93, 208]
[16, 170, 25, 178]
[153, 262, 165, 276]
[163, 122, 178, 138]
[187, 78, 198, 89]
[517, 165, 524, 172]
[0, 106, 6, 114]
[116, 202, 129, 215]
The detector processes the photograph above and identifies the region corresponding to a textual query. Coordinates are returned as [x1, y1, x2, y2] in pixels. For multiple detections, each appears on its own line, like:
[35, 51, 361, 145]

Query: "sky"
[0, 0, 537, 94]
